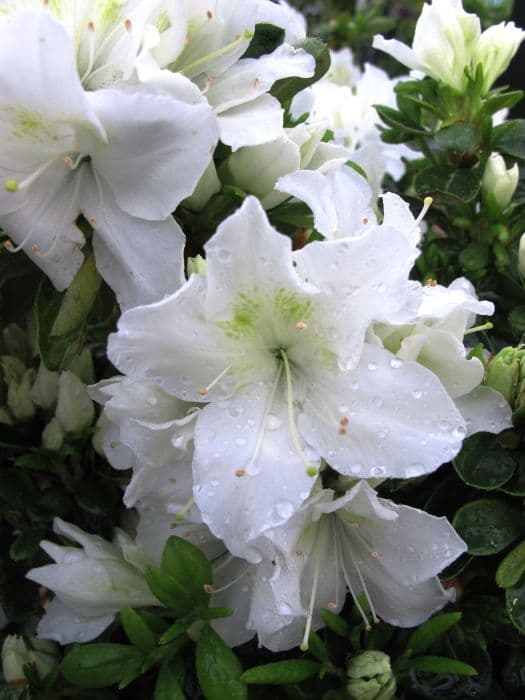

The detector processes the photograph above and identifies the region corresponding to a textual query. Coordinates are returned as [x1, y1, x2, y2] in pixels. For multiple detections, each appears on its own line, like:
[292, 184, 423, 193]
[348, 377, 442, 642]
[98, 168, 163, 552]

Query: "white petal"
[88, 188, 186, 310]
[193, 382, 318, 561]
[299, 344, 466, 479]
[36, 599, 114, 645]
[372, 35, 424, 71]
[206, 44, 314, 113]
[108, 274, 239, 401]
[204, 196, 316, 318]
[211, 555, 257, 648]
[455, 385, 512, 436]
[218, 93, 285, 150]
[88, 82, 218, 219]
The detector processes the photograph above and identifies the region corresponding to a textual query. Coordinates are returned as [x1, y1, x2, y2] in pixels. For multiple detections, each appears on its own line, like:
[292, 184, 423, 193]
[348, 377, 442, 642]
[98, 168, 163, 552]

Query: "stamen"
[210, 567, 251, 594]
[336, 528, 373, 630]
[295, 320, 308, 330]
[180, 30, 253, 77]
[80, 21, 97, 84]
[425, 278, 438, 287]
[197, 364, 232, 398]
[464, 322, 493, 335]
[344, 529, 380, 625]
[174, 496, 195, 521]
[242, 364, 282, 475]
[280, 350, 318, 478]
[300, 526, 323, 651]
[124, 18, 132, 31]
[4, 154, 62, 193]
[234, 469, 246, 477]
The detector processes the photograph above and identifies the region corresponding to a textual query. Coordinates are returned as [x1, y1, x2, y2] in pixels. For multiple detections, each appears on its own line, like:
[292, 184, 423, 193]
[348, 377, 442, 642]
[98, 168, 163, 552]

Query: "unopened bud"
[2, 635, 58, 685]
[485, 346, 525, 410]
[347, 650, 396, 700]
[482, 152, 519, 212]
[474, 21, 525, 94]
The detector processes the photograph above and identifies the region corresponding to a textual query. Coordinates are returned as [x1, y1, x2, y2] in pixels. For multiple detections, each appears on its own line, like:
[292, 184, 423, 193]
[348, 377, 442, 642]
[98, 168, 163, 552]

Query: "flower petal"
[455, 385, 512, 436]
[35, 599, 114, 644]
[217, 93, 285, 150]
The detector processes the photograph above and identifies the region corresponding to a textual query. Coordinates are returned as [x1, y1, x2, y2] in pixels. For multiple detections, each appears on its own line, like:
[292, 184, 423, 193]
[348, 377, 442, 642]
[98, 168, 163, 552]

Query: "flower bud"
[2, 635, 58, 685]
[347, 650, 396, 700]
[474, 22, 525, 94]
[482, 153, 519, 212]
[55, 371, 94, 434]
[485, 346, 525, 410]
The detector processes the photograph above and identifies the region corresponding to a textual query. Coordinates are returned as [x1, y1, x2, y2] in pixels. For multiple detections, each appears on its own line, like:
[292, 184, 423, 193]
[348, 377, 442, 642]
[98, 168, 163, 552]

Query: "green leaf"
[415, 166, 480, 204]
[320, 608, 349, 637]
[374, 105, 426, 135]
[458, 243, 489, 273]
[0, 689, 26, 700]
[407, 613, 463, 655]
[453, 499, 524, 556]
[243, 23, 284, 59]
[9, 528, 47, 561]
[154, 660, 185, 700]
[484, 90, 524, 115]
[271, 38, 330, 104]
[196, 625, 247, 700]
[497, 540, 525, 588]
[407, 656, 477, 676]
[495, 119, 525, 159]
[61, 644, 144, 688]
[159, 616, 194, 645]
[36, 251, 101, 371]
[241, 660, 321, 685]
[453, 433, 516, 489]
[120, 606, 156, 651]
[507, 573, 525, 634]
[161, 536, 213, 613]
[434, 123, 481, 153]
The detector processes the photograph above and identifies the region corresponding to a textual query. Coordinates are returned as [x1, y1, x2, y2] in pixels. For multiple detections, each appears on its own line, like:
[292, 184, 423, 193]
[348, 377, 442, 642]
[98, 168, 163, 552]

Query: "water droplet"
[172, 435, 185, 449]
[147, 396, 157, 406]
[439, 420, 451, 431]
[372, 396, 383, 408]
[216, 248, 232, 262]
[350, 463, 362, 474]
[266, 414, 282, 430]
[211, 479, 220, 487]
[452, 425, 466, 439]
[367, 362, 377, 371]
[228, 405, 243, 418]
[278, 602, 293, 615]
[371, 465, 386, 477]
[390, 358, 403, 369]
[235, 437, 247, 446]
[275, 499, 294, 519]
[412, 389, 422, 399]
[339, 404, 349, 413]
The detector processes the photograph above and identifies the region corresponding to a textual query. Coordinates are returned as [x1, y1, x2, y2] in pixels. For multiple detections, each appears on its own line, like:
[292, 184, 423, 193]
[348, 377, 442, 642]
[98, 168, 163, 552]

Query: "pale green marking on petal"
[157, 10, 171, 33]
[7, 107, 55, 141]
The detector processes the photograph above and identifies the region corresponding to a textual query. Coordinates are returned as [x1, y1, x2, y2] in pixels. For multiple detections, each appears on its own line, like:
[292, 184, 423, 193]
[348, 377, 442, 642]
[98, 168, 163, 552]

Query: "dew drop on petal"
[372, 396, 383, 408]
[439, 420, 450, 431]
[367, 362, 377, 371]
[228, 405, 243, 418]
[350, 463, 362, 474]
[235, 437, 247, 446]
[452, 425, 466, 439]
[412, 390, 422, 399]
[266, 414, 282, 430]
[390, 358, 403, 369]
[371, 465, 386, 477]
[275, 499, 294, 519]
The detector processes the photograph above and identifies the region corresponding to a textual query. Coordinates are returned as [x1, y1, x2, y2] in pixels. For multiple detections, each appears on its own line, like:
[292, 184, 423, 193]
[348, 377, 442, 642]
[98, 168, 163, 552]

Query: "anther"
[204, 584, 214, 594]
[363, 217, 369, 225]
[198, 387, 208, 397]
[89, 217, 97, 227]
[327, 601, 337, 609]
[340, 416, 349, 426]
[206, 9, 213, 18]
[5, 179, 18, 193]
[4, 240, 15, 251]
[168, 477, 177, 484]
[351, 522, 359, 529]
[31, 244, 41, 254]
[253, 77, 260, 88]
[169, 522, 177, 529]
[124, 18, 132, 30]
[338, 427, 347, 436]
[370, 551, 382, 558]
[425, 278, 437, 286]
[365, 623, 372, 631]
[87, 20, 95, 31]
[295, 320, 308, 330]
[235, 469, 246, 477]
[175, 496, 195, 521]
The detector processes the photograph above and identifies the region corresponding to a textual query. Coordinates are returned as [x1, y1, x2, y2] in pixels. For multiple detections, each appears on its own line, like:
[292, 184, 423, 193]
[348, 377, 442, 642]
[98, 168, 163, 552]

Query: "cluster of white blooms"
[373, 0, 525, 94]
[12, 0, 514, 652]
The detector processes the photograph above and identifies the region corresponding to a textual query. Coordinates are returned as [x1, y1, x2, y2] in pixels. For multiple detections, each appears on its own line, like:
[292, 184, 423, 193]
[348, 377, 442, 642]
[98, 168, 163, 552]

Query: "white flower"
[254, 481, 466, 651]
[482, 152, 519, 211]
[373, 0, 481, 93]
[289, 50, 416, 193]
[373, 0, 524, 95]
[135, 0, 315, 150]
[109, 195, 466, 560]
[372, 277, 512, 436]
[519, 233, 525, 279]
[0, 10, 218, 308]
[27, 518, 158, 644]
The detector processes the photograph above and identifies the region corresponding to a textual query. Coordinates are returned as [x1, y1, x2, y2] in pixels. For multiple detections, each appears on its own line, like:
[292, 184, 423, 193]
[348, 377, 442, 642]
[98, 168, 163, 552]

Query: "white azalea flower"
[290, 49, 415, 194]
[27, 518, 158, 644]
[109, 195, 466, 560]
[0, 10, 218, 308]
[372, 277, 512, 436]
[373, 0, 524, 95]
[135, 0, 315, 149]
[255, 481, 466, 651]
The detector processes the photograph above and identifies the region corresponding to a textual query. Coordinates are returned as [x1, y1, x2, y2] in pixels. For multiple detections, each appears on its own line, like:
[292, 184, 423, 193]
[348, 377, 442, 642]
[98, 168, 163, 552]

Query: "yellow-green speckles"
[157, 10, 171, 33]
[95, 0, 123, 28]
[8, 107, 53, 141]
[218, 292, 260, 339]
[274, 289, 313, 324]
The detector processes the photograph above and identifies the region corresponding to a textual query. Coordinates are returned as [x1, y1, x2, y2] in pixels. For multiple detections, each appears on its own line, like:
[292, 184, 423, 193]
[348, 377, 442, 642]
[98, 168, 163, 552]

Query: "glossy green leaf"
[196, 625, 247, 700]
[506, 573, 525, 634]
[407, 613, 463, 655]
[154, 660, 185, 700]
[453, 499, 524, 556]
[61, 644, 144, 688]
[120, 606, 156, 651]
[241, 660, 320, 685]
[454, 433, 516, 489]
[407, 656, 477, 676]
[243, 23, 284, 59]
[415, 166, 480, 204]
[160, 536, 213, 613]
[320, 608, 349, 637]
[434, 123, 481, 153]
[495, 119, 525, 159]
